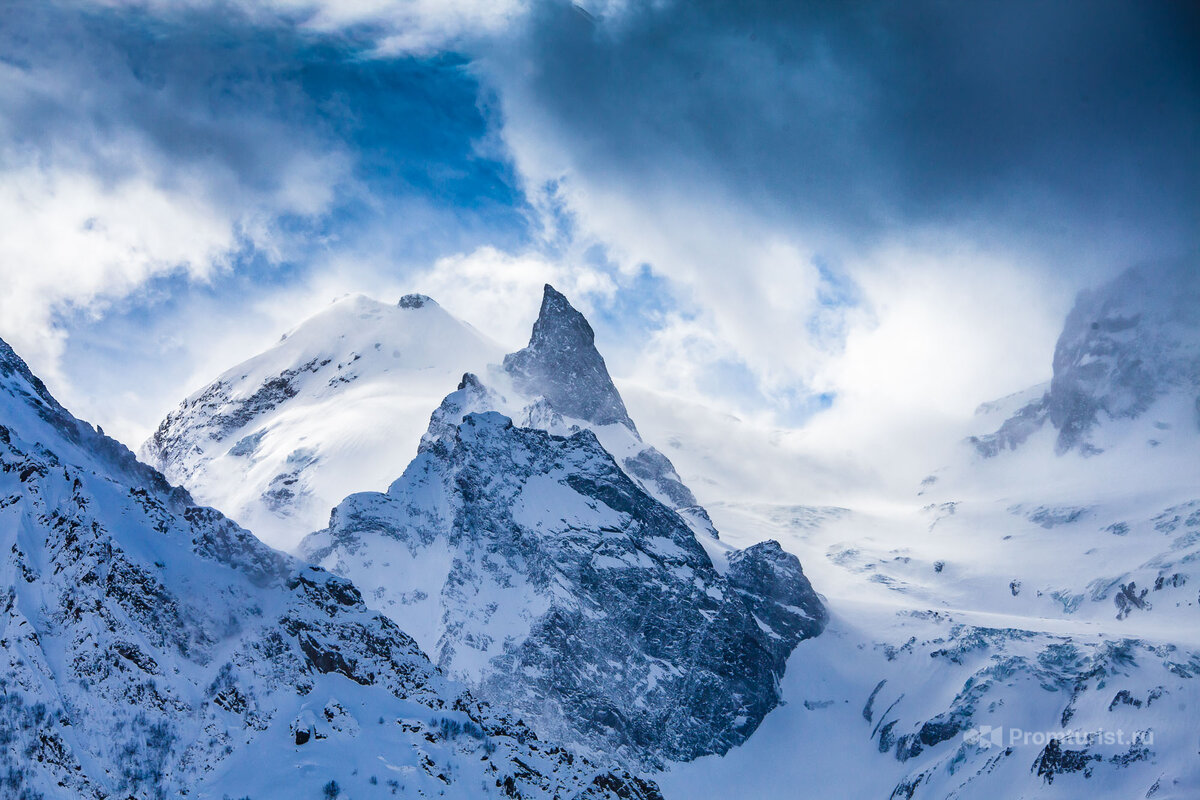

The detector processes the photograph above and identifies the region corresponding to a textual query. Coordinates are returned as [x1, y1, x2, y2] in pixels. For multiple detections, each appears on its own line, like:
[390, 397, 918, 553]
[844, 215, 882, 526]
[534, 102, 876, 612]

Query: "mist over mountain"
[3, 260, 1199, 798]
[972, 261, 1200, 457]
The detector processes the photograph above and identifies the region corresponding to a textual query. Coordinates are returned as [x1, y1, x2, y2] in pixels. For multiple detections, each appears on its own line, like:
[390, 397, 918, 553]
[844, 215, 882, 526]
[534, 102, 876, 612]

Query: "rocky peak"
[503, 284, 636, 431]
[971, 261, 1200, 456]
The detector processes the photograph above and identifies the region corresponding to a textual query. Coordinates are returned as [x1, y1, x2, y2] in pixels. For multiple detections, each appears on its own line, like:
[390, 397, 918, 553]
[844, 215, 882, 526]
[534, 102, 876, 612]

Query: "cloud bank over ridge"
[0, 0, 1195, 464]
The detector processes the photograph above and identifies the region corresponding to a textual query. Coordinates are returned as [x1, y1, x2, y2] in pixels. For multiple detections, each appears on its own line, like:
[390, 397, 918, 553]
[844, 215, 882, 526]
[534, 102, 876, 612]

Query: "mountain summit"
[504, 284, 637, 431]
[297, 285, 826, 767]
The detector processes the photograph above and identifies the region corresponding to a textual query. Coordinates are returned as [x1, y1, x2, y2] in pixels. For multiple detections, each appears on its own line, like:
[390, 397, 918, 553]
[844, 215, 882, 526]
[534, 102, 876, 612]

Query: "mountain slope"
[141, 293, 503, 550]
[303, 407, 825, 768]
[0, 335, 661, 800]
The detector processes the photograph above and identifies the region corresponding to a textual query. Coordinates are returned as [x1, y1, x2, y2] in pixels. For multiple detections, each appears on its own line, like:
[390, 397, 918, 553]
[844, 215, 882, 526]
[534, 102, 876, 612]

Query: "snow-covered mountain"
[300, 287, 827, 768]
[0, 335, 662, 800]
[144, 288, 720, 552]
[657, 262, 1200, 798]
[141, 293, 503, 550]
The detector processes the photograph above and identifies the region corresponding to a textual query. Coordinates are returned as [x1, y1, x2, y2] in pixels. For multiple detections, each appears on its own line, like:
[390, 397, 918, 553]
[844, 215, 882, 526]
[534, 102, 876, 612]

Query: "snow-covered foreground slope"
[141, 293, 503, 550]
[300, 287, 827, 769]
[656, 263, 1200, 798]
[0, 335, 662, 800]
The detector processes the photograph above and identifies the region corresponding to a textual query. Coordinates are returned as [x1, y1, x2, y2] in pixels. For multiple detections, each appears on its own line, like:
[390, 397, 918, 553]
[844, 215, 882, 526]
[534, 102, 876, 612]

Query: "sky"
[1, 0, 1197, 467]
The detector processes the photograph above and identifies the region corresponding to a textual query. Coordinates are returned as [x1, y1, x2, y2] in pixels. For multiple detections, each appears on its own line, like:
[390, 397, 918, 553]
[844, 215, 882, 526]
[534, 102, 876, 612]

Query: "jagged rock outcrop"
[0, 336, 660, 800]
[303, 409, 826, 768]
[504, 284, 637, 431]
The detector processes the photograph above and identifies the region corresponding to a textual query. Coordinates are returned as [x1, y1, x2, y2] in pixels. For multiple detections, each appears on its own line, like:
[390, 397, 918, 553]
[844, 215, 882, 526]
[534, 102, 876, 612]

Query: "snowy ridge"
[0, 335, 662, 800]
[141, 293, 504, 550]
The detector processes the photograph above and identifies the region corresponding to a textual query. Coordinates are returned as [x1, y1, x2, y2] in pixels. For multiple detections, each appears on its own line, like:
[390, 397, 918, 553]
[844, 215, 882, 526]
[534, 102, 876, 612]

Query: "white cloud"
[0, 165, 233, 382]
[791, 239, 1072, 494]
[410, 246, 617, 349]
[0, 5, 355, 424]
[0, 141, 349, 390]
[90, 0, 529, 55]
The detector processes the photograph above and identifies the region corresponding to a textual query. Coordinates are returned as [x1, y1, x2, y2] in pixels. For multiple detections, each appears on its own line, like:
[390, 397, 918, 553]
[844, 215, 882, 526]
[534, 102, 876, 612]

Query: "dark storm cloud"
[2, 1, 335, 203]
[492, 0, 1199, 267]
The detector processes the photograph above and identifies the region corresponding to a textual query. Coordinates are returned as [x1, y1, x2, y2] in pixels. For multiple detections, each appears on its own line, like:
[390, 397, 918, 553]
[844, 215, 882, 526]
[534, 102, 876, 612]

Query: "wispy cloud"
[0, 0, 529, 441]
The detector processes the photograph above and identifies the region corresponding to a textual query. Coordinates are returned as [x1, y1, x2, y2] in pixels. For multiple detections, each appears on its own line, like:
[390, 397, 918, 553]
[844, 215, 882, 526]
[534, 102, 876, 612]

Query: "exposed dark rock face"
[398, 293, 434, 309]
[504, 284, 637, 431]
[304, 410, 826, 768]
[1032, 739, 1100, 784]
[726, 540, 828, 664]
